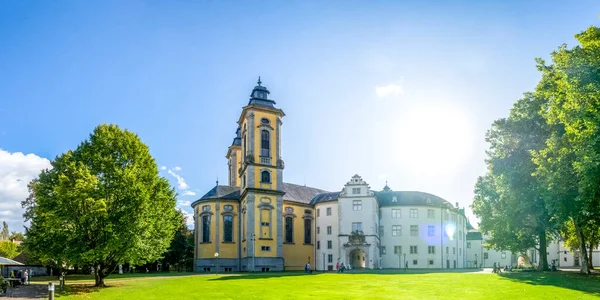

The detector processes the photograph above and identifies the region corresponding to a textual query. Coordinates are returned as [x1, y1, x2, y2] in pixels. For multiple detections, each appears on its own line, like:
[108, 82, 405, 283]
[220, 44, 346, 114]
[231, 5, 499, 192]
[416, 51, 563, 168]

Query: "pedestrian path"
[5, 284, 48, 299]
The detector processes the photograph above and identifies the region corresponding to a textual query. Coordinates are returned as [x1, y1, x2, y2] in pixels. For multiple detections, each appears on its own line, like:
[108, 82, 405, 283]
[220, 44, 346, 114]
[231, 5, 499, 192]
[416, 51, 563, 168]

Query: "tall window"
[202, 215, 210, 243]
[327, 226, 332, 235]
[410, 209, 418, 218]
[427, 209, 435, 219]
[304, 219, 312, 244]
[328, 254, 333, 263]
[317, 241, 320, 249]
[243, 134, 247, 156]
[352, 222, 362, 232]
[453, 247, 456, 254]
[285, 217, 293, 243]
[392, 209, 401, 219]
[261, 209, 271, 238]
[392, 225, 402, 236]
[326, 207, 332, 216]
[261, 170, 271, 183]
[327, 240, 332, 249]
[381, 246, 386, 255]
[261, 130, 270, 157]
[410, 245, 418, 254]
[353, 200, 362, 211]
[223, 215, 233, 242]
[410, 225, 418, 236]
[428, 246, 435, 254]
[317, 209, 320, 217]
[428, 226, 435, 237]
[317, 227, 320, 234]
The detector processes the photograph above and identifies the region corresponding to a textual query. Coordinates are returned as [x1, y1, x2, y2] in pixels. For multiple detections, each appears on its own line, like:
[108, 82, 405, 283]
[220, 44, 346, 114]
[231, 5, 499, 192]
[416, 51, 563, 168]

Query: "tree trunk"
[94, 265, 106, 287]
[538, 231, 550, 271]
[574, 222, 591, 274]
[588, 244, 594, 270]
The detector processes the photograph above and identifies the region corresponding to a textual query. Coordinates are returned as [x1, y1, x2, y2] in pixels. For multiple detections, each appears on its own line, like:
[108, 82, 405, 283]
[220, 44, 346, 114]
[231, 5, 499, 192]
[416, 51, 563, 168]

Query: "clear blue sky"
[1, 1, 599, 229]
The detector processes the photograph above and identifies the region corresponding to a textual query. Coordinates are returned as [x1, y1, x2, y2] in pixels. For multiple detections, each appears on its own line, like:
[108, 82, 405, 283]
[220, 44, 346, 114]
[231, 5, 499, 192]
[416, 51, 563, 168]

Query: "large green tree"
[473, 93, 554, 270]
[532, 26, 600, 274]
[22, 124, 179, 286]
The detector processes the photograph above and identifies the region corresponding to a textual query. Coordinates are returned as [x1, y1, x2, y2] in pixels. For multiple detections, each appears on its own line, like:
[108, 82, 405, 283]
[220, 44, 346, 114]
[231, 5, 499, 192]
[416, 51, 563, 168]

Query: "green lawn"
[47, 271, 600, 299]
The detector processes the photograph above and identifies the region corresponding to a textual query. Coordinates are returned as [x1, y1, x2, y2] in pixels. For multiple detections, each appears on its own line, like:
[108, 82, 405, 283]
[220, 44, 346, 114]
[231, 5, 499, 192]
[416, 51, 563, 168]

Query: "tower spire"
[257, 76, 262, 86]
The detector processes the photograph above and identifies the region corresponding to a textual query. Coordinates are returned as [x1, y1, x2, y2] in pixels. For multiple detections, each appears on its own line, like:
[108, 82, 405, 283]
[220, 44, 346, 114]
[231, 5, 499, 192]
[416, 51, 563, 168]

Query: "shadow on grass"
[33, 272, 195, 283]
[208, 268, 486, 281]
[498, 271, 600, 296]
[54, 284, 106, 299]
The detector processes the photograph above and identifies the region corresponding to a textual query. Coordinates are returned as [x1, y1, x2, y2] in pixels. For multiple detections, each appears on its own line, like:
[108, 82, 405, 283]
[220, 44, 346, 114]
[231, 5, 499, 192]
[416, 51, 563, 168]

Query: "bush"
[0, 276, 8, 294]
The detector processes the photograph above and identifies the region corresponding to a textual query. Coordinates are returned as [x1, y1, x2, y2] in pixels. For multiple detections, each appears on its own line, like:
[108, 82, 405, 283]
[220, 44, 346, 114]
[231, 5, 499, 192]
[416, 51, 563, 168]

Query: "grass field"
[40, 270, 600, 299]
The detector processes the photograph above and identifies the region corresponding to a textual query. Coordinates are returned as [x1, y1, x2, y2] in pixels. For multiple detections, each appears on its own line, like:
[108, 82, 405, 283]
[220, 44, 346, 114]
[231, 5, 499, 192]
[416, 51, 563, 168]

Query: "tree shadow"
[498, 271, 600, 296]
[208, 272, 318, 281]
[54, 282, 121, 298]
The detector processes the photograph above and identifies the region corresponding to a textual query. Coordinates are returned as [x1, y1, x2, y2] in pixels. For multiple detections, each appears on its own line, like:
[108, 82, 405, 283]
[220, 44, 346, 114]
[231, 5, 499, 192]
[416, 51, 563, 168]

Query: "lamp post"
[403, 253, 407, 271]
[214, 252, 219, 275]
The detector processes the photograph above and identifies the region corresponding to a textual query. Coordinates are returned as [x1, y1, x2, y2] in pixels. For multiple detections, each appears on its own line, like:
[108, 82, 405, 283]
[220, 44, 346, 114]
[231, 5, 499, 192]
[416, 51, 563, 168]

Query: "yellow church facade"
[191, 79, 324, 272]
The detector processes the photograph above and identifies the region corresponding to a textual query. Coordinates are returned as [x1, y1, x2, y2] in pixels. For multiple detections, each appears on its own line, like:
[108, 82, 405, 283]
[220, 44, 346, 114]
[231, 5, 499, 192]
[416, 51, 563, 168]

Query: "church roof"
[374, 190, 452, 207]
[310, 191, 341, 205]
[192, 182, 328, 207]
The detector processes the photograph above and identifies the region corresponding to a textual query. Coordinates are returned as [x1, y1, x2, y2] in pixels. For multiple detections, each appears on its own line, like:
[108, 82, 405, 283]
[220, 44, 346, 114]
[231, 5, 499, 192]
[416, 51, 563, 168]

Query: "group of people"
[492, 262, 513, 273]
[9, 269, 30, 285]
[335, 262, 352, 273]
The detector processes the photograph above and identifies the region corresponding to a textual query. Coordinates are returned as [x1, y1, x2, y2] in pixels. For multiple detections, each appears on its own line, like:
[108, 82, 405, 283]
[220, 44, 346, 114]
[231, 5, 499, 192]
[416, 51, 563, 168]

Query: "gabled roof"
[0, 256, 23, 265]
[374, 191, 452, 207]
[310, 191, 341, 205]
[192, 183, 328, 207]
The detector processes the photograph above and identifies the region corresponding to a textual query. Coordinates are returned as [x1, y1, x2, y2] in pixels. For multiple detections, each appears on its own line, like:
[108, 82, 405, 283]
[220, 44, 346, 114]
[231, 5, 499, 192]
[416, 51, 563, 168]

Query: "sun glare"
[394, 103, 473, 175]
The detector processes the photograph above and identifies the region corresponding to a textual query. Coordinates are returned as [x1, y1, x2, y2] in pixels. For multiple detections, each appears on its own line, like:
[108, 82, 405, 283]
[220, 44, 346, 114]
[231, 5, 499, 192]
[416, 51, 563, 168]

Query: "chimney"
[455, 202, 459, 209]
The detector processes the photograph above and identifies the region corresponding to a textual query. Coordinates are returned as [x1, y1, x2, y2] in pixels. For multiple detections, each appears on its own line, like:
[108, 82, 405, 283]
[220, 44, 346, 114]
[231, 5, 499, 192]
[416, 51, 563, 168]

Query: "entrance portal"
[349, 248, 366, 269]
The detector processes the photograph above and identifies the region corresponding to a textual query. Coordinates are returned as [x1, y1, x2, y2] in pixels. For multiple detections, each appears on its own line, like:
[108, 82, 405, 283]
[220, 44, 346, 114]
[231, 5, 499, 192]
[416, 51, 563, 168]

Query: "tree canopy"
[23, 124, 179, 286]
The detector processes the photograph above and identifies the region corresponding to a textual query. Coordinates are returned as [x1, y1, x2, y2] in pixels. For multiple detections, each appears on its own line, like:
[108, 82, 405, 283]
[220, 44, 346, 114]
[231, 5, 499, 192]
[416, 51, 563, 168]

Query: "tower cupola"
[248, 77, 276, 107]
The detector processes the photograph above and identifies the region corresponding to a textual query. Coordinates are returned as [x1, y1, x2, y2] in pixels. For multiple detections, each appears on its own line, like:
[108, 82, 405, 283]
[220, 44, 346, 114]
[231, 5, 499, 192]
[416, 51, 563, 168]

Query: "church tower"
[236, 78, 286, 271]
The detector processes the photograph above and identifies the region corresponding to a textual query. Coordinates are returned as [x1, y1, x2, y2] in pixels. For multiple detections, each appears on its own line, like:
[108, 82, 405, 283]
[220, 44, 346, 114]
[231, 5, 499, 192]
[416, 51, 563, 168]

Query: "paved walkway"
[5, 284, 48, 299]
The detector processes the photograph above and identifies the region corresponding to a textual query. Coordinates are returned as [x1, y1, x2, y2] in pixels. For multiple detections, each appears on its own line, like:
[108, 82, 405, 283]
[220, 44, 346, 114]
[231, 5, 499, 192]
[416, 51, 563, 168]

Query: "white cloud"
[375, 83, 404, 98]
[178, 200, 191, 207]
[174, 166, 182, 171]
[181, 190, 196, 196]
[160, 166, 166, 170]
[0, 149, 51, 232]
[180, 209, 194, 227]
[167, 169, 189, 190]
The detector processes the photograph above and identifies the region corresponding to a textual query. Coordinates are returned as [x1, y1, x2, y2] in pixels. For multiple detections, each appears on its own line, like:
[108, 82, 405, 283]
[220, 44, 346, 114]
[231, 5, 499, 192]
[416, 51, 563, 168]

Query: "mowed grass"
[49, 271, 600, 300]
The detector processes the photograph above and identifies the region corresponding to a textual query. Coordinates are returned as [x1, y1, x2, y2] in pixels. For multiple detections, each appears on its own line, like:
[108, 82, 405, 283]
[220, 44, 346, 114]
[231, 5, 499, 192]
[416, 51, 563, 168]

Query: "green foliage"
[472, 93, 554, 270]
[0, 241, 19, 259]
[162, 211, 194, 270]
[8, 232, 24, 241]
[22, 124, 179, 286]
[532, 26, 600, 274]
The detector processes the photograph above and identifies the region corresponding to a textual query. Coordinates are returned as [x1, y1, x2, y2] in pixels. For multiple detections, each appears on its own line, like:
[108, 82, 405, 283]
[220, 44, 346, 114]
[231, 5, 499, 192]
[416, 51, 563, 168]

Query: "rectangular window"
[392, 225, 402, 236]
[428, 226, 434, 237]
[467, 242, 471, 248]
[429, 260, 434, 265]
[223, 215, 234, 242]
[304, 219, 312, 244]
[353, 200, 362, 211]
[327, 240, 332, 249]
[327, 226, 332, 235]
[381, 246, 386, 255]
[453, 247, 455, 255]
[284, 217, 293, 243]
[501, 252, 506, 259]
[446, 246, 449, 255]
[394, 246, 402, 254]
[352, 222, 362, 232]
[317, 241, 320, 250]
[410, 225, 418, 236]
[326, 207, 332, 216]
[413, 260, 417, 265]
[379, 226, 384, 237]
[410, 209, 418, 218]
[317, 226, 320, 235]
[328, 254, 333, 263]
[317, 209, 320, 217]
[564, 257, 567, 262]
[392, 209, 401, 219]
[202, 215, 211, 243]
[427, 209, 435, 219]
[428, 246, 435, 254]
[410, 246, 418, 254]
[261, 130, 270, 157]
[484, 253, 489, 259]
[352, 187, 361, 194]
[261, 246, 271, 251]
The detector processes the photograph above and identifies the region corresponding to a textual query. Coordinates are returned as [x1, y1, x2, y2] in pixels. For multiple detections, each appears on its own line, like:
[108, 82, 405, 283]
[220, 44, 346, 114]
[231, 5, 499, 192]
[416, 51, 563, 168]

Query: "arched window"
[285, 217, 294, 243]
[223, 215, 233, 243]
[261, 130, 270, 157]
[202, 215, 211, 243]
[243, 134, 247, 156]
[261, 170, 271, 183]
[304, 219, 312, 244]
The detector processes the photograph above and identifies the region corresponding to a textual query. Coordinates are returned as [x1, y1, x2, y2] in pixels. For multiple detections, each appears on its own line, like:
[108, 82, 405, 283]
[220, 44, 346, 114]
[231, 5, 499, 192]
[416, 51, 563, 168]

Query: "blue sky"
[1, 1, 599, 230]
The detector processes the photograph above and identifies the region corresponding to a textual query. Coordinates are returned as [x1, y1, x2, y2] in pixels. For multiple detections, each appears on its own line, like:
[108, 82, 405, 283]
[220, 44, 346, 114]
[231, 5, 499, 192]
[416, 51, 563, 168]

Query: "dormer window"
[392, 196, 397, 202]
